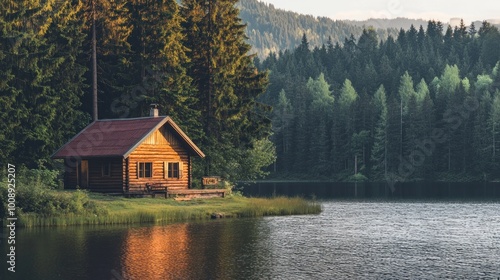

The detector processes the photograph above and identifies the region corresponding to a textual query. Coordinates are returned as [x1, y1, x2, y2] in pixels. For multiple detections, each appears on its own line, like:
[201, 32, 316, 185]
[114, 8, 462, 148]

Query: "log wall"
[127, 126, 190, 192]
[63, 158, 123, 192]
[64, 159, 78, 189]
[87, 158, 124, 192]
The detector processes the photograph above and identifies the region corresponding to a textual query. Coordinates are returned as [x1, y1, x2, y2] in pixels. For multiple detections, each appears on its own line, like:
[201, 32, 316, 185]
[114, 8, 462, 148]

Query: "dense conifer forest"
[0, 0, 274, 181]
[257, 20, 500, 181]
[3, 0, 500, 182]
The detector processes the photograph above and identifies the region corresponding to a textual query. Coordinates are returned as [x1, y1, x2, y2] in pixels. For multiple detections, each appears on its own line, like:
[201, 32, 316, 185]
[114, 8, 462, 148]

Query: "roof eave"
[50, 121, 97, 159]
[165, 117, 205, 158]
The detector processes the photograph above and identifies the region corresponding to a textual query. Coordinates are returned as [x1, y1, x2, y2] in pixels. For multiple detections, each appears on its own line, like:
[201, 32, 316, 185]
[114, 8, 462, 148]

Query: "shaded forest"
[0, 0, 274, 181]
[258, 20, 500, 182]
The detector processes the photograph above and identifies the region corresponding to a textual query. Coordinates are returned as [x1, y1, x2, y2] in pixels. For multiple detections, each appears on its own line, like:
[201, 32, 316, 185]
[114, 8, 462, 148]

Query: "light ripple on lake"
[250, 201, 500, 279]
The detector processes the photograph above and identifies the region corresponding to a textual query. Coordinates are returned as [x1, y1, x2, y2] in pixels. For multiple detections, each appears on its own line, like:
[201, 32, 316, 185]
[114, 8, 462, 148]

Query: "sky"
[257, 0, 500, 24]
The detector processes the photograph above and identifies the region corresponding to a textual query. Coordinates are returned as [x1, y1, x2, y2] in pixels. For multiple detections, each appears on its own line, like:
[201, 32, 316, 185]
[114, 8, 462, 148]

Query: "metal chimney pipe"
[150, 103, 159, 117]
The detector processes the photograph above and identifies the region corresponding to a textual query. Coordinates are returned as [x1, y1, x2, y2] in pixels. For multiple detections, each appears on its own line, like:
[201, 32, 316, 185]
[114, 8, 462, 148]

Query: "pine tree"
[83, 0, 132, 120]
[371, 85, 388, 179]
[307, 73, 334, 175]
[181, 0, 272, 179]
[418, 79, 435, 178]
[489, 90, 500, 175]
[474, 93, 492, 177]
[273, 89, 292, 172]
[126, 0, 200, 136]
[338, 79, 358, 172]
[398, 71, 416, 160]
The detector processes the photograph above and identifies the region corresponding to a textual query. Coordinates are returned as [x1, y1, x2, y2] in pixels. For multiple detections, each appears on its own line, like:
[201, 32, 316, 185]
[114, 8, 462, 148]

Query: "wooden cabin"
[51, 108, 205, 193]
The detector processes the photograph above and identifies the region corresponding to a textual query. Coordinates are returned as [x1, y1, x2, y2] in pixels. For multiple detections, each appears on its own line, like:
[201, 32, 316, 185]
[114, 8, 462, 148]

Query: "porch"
[124, 183, 226, 200]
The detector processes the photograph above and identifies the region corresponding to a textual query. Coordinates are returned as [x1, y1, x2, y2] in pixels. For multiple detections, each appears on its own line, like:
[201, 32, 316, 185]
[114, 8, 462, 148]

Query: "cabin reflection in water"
[118, 221, 243, 279]
[121, 224, 190, 279]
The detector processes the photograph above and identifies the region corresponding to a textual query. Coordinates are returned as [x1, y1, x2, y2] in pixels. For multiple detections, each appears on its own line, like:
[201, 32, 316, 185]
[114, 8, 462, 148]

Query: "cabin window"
[164, 162, 183, 179]
[102, 162, 111, 177]
[138, 162, 152, 178]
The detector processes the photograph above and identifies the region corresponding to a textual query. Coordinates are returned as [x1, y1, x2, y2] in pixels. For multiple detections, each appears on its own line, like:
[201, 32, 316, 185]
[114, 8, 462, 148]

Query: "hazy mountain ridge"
[238, 0, 398, 58]
[342, 18, 430, 30]
[238, 0, 500, 59]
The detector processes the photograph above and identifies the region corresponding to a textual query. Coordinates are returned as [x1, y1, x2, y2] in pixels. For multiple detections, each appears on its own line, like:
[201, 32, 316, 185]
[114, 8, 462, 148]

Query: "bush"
[4, 168, 105, 217]
[0, 185, 6, 220]
[348, 173, 368, 182]
[18, 168, 60, 189]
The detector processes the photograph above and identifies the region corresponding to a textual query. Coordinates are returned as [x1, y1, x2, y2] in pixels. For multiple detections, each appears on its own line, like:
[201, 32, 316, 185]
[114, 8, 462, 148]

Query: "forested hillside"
[238, 0, 401, 58]
[342, 18, 429, 30]
[0, 0, 274, 181]
[258, 21, 500, 182]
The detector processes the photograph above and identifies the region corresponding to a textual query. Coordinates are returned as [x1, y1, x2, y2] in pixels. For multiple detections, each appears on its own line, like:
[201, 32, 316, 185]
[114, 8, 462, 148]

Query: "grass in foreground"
[15, 193, 322, 227]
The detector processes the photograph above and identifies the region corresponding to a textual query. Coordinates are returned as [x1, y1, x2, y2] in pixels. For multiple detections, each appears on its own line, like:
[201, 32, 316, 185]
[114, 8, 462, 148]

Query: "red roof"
[52, 116, 205, 159]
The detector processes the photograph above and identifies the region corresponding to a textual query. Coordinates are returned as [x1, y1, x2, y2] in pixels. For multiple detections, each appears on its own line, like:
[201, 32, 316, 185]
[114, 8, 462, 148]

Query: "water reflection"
[242, 181, 500, 199]
[118, 219, 271, 279]
[3, 199, 500, 279]
[121, 224, 189, 279]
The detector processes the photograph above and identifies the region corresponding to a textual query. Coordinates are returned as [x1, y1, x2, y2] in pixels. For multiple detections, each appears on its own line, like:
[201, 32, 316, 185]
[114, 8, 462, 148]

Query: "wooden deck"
[167, 189, 226, 200]
[124, 184, 226, 200]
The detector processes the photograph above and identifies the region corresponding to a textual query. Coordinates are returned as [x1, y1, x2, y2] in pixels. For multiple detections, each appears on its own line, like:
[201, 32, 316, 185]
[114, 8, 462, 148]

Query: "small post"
[150, 103, 159, 117]
[354, 155, 358, 175]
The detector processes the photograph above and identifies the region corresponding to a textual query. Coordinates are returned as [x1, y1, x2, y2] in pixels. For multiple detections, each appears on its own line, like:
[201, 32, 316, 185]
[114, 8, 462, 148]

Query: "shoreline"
[9, 194, 321, 228]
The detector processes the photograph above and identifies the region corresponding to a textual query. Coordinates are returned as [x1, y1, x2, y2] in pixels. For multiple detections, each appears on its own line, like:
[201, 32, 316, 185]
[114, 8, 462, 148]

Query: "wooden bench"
[145, 183, 168, 198]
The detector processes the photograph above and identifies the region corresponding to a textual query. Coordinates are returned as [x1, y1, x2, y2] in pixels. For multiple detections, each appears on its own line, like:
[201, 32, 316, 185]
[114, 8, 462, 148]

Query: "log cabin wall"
[127, 126, 190, 192]
[63, 158, 122, 191]
[64, 159, 78, 189]
[87, 157, 123, 192]
[123, 158, 128, 193]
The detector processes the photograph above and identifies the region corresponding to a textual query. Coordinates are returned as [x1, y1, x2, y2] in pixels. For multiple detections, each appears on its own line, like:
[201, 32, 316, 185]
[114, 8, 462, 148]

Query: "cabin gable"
[127, 125, 191, 192]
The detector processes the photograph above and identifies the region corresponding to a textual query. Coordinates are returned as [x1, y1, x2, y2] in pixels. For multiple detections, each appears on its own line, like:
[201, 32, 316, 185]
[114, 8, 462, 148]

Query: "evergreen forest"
[2, 0, 500, 183]
[0, 0, 274, 182]
[258, 21, 500, 182]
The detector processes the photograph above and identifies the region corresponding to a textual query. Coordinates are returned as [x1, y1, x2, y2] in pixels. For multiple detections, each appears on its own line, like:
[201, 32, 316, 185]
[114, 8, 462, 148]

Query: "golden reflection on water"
[121, 223, 190, 279]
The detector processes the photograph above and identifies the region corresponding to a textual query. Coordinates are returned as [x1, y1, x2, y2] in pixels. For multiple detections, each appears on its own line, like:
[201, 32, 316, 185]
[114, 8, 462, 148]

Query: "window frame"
[164, 161, 183, 179]
[137, 162, 153, 178]
[101, 162, 111, 177]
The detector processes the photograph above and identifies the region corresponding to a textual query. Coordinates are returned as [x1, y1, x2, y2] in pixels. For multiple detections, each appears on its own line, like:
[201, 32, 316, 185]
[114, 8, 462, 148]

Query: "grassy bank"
[11, 192, 321, 227]
[0, 168, 321, 227]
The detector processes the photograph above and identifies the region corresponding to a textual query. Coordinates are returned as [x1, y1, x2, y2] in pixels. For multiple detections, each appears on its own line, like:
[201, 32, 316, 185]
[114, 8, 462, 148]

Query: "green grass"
[15, 193, 322, 227]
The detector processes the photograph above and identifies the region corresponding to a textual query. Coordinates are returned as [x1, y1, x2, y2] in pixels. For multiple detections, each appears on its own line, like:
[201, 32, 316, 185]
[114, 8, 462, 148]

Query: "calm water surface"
[2, 200, 500, 279]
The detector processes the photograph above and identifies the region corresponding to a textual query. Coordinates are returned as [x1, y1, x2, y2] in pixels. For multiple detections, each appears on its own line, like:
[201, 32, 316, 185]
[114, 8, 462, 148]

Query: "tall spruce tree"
[126, 0, 200, 136]
[272, 89, 293, 172]
[83, 0, 131, 120]
[181, 0, 272, 179]
[306, 73, 334, 175]
[371, 85, 388, 179]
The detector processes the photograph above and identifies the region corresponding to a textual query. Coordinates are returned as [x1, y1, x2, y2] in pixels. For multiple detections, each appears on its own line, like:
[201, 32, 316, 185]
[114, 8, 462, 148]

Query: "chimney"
[149, 103, 159, 117]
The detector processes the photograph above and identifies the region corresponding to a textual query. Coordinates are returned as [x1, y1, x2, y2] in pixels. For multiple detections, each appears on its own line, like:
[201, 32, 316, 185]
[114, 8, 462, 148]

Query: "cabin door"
[79, 160, 89, 188]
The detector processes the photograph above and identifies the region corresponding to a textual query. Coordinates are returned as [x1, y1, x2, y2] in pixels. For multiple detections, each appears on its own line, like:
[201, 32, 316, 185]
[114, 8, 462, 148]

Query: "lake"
[2, 182, 500, 279]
